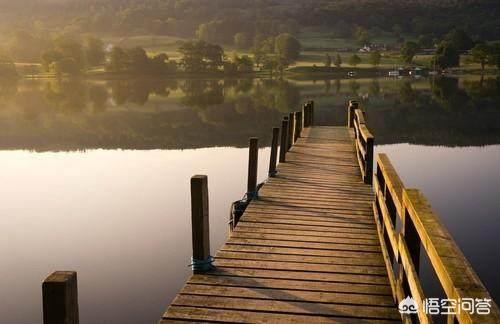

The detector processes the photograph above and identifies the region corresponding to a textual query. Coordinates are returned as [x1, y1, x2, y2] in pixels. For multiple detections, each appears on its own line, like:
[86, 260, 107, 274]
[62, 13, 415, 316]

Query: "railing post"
[42, 271, 79, 324]
[294, 111, 301, 142]
[402, 191, 421, 274]
[287, 112, 294, 150]
[308, 100, 315, 126]
[279, 117, 288, 163]
[268, 128, 279, 177]
[303, 104, 310, 128]
[190, 175, 211, 273]
[365, 137, 374, 184]
[347, 100, 358, 128]
[247, 137, 259, 197]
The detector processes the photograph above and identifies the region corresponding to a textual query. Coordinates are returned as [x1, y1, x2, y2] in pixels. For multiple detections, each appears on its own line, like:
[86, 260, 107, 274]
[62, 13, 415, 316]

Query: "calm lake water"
[0, 76, 499, 323]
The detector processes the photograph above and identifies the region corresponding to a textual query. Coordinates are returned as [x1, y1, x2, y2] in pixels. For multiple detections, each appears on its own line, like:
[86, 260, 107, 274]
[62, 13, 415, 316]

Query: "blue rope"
[189, 256, 214, 272]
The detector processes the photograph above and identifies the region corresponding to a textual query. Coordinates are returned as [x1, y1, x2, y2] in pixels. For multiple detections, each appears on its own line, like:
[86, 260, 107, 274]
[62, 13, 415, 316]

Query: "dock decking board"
[162, 126, 401, 323]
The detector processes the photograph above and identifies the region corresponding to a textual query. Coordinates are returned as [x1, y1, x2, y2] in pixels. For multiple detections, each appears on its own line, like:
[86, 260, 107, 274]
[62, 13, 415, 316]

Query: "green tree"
[274, 33, 301, 62]
[234, 33, 249, 49]
[334, 53, 342, 68]
[348, 54, 361, 67]
[471, 43, 491, 71]
[178, 40, 224, 73]
[432, 41, 460, 69]
[369, 51, 381, 67]
[85, 36, 105, 66]
[106, 46, 128, 72]
[0, 53, 18, 78]
[324, 53, 332, 67]
[490, 43, 500, 69]
[354, 26, 370, 45]
[401, 41, 419, 65]
[392, 24, 403, 38]
[445, 29, 474, 51]
[417, 35, 433, 48]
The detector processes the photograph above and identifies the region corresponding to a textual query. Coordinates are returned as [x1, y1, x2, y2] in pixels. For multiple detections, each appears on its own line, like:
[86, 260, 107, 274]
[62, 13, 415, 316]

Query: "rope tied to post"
[189, 255, 214, 272]
[229, 181, 265, 231]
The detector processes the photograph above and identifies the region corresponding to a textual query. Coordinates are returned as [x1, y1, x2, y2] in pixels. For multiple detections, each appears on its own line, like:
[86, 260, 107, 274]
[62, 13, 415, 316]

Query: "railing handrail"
[348, 102, 374, 184]
[374, 153, 500, 323]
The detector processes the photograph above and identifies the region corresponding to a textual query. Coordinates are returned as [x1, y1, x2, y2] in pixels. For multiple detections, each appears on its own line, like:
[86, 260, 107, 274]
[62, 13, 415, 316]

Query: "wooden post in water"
[279, 118, 288, 163]
[247, 137, 259, 197]
[42, 271, 79, 324]
[287, 112, 294, 150]
[294, 111, 302, 142]
[268, 127, 280, 177]
[190, 175, 211, 273]
[347, 100, 359, 128]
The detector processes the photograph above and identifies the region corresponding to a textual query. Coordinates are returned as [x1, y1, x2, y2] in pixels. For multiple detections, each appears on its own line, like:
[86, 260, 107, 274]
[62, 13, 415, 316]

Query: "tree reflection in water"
[0, 76, 499, 150]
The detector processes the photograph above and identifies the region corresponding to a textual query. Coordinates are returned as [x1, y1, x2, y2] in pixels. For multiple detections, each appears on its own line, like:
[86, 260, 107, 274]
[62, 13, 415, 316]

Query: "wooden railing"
[347, 100, 374, 184]
[373, 153, 500, 323]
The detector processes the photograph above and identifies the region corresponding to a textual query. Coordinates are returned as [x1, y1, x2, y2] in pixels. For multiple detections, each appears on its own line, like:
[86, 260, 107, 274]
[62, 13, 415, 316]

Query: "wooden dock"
[159, 101, 499, 324]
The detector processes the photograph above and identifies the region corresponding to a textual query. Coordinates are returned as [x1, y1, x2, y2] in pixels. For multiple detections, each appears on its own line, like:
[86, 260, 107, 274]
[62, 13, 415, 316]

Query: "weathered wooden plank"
[226, 237, 382, 253]
[169, 295, 400, 320]
[229, 231, 380, 245]
[188, 274, 393, 295]
[206, 267, 390, 285]
[220, 244, 385, 260]
[181, 284, 395, 306]
[212, 258, 388, 276]
[216, 250, 385, 266]
[162, 306, 399, 323]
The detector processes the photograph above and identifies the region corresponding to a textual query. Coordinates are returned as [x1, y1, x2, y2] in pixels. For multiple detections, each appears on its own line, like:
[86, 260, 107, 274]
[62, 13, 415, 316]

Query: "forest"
[0, 0, 499, 77]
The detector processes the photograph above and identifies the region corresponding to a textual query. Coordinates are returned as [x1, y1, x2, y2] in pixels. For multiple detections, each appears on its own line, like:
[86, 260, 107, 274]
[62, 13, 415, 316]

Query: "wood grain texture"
[162, 126, 400, 323]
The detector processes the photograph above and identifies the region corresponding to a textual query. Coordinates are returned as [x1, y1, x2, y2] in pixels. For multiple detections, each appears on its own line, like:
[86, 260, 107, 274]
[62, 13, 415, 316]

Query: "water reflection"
[1, 75, 499, 323]
[1, 76, 499, 151]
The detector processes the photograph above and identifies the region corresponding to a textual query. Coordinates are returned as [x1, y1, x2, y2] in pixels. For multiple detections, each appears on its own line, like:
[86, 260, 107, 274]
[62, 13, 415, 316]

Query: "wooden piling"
[294, 111, 302, 142]
[303, 104, 310, 128]
[279, 118, 288, 163]
[268, 127, 280, 177]
[287, 113, 294, 150]
[347, 100, 359, 128]
[42, 271, 79, 324]
[190, 175, 211, 273]
[308, 100, 315, 126]
[247, 137, 259, 196]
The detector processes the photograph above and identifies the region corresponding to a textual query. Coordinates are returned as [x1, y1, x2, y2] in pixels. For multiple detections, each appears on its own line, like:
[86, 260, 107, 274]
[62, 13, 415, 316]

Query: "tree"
[445, 29, 474, 51]
[334, 54, 342, 68]
[0, 53, 18, 78]
[490, 43, 500, 69]
[401, 41, 419, 65]
[354, 26, 370, 45]
[432, 41, 460, 69]
[324, 53, 332, 67]
[107, 46, 128, 72]
[471, 43, 491, 71]
[41, 50, 63, 72]
[85, 36, 105, 66]
[348, 54, 361, 67]
[392, 24, 403, 38]
[369, 51, 381, 67]
[274, 33, 301, 62]
[178, 40, 224, 73]
[234, 33, 249, 49]
[417, 35, 433, 48]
